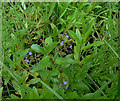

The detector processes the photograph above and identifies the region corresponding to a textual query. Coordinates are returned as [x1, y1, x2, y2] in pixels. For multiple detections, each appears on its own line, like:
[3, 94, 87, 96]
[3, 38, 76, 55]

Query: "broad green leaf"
[47, 42, 58, 54]
[76, 28, 82, 43]
[30, 56, 51, 72]
[74, 46, 80, 61]
[28, 78, 40, 85]
[55, 57, 79, 65]
[92, 41, 104, 46]
[73, 29, 82, 61]
[31, 44, 46, 54]
[45, 37, 52, 46]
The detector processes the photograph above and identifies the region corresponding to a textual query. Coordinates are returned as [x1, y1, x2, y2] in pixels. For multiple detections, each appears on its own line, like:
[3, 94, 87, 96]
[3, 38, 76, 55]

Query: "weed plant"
[1, 2, 119, 99]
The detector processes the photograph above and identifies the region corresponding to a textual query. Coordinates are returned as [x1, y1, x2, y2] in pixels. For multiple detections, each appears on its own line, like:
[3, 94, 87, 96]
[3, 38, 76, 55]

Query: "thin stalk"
[86, 73, 106, 96]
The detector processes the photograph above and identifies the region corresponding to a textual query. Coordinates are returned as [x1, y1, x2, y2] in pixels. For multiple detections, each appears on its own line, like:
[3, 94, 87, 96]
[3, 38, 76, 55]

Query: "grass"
[1, 2, 119, 99]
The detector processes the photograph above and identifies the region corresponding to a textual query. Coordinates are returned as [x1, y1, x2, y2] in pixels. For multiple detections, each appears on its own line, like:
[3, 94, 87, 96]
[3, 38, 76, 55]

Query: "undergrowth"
[1, 2, 119, 100]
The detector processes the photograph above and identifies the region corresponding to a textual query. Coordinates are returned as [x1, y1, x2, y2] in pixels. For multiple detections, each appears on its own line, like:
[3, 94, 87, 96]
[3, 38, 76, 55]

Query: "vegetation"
[1, 2, 119, 99]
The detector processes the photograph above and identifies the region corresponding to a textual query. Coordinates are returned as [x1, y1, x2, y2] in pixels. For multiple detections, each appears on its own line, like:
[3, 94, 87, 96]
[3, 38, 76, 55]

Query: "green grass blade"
[104, 40, 120, 59]
[0, 61, 18, 82]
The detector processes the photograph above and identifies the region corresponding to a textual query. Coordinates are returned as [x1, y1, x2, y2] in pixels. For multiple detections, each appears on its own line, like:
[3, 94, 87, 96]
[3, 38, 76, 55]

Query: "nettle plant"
[1, 2, 119, 99]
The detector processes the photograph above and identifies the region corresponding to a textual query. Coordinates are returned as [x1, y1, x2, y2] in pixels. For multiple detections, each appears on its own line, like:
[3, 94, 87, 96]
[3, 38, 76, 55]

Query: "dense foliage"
[1, 2, 119, 99]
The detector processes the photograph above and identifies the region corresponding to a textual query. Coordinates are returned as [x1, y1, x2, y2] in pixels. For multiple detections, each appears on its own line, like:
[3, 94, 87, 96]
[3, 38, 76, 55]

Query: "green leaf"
[11, 33, 16, 41]
[74, 46, 80, 61]
[0, 87, 3, 100]
[47, 42, 58, 54]
[92, 41, 104, 46]
[55, 57, 79, 65]
[84, 18, 95, 42]
[33, 86, 39, 96]
[50, 23, 58, 32]
[0, 60, 18, 82]
[31, 44, 46, 54]
[24, 87, 40, 99]
[44, 37, 58, 54]
[59, 18, 66, 25]
[94, 5, 102, 8]
[71, 82, 90, 93]
[81, 41, 104, 50]
[82, 90, 101, 99]
[59, 2, 71, 19]
[82, 93, 94, 99]
[12, 81, 22, 96]
[68, 30, 80, 45]
[81, 10, 86, 34]
[4, 76, 10, 85]
[66, 91, 79, 99]
[28, 78, 40, 85]
[48, 3, 56, 19]
[10, 94, 19, 99]
[14, 74, 24, 83]
[30, 56, 51, 72]
[76, 28, 82, 43]
[45, 37, 52, 46]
